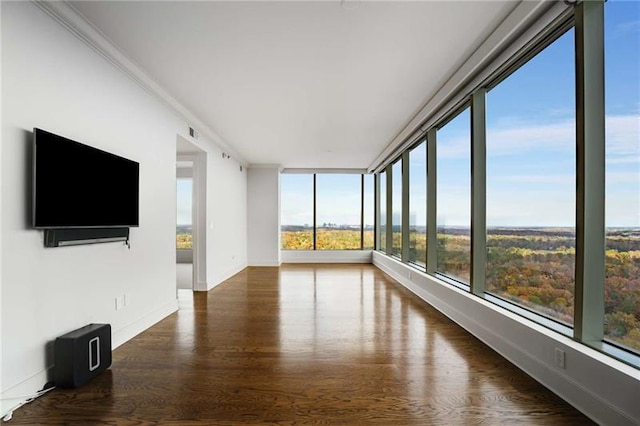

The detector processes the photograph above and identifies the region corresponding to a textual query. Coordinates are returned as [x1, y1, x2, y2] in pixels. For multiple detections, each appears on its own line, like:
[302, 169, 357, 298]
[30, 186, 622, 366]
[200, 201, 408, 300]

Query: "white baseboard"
[193, 281, 209, 292]
[373, 252, 640, 426]
[247, 260, 281, 267]
[0, 299, 178, 419]
[112, 300, 178, 349]
[282, 250, 372, 264]
[208, 262, 249, 290]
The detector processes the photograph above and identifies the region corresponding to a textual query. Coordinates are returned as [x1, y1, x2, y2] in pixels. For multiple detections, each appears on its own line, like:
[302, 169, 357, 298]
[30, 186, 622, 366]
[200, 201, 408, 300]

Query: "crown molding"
[32, 0, 248, 165]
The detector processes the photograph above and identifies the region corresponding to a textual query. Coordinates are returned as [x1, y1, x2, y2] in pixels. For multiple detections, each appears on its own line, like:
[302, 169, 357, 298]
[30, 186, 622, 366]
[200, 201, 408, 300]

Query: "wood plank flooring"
[10, 264, 593, 424]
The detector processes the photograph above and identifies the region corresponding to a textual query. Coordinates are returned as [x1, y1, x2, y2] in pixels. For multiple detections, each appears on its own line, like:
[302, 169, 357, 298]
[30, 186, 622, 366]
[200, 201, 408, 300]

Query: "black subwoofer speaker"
[54, 323, 112, 388]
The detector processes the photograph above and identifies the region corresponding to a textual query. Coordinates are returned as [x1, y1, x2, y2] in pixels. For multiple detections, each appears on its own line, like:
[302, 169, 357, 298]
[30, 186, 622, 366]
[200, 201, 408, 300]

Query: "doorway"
[176, 135, 207, 291]
[176, 161, 194, 289]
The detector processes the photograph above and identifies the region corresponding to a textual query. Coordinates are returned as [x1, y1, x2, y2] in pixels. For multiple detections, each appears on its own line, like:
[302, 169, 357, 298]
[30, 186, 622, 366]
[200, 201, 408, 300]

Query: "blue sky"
[485, 27, 577, 228]
[604, 0, 640, 228]
[280, 173, 374, 227]
[211, 1, 639, 229]
[430, 1, 638, 228]
[317, 174, 360, 227]
[281, 174, 314, 227]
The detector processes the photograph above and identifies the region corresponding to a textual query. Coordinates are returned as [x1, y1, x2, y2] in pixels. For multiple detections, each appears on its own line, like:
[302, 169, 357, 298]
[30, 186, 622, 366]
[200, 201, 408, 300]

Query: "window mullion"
[386, 164, 393, 254]
[471, 89, 487, 296]
[574, 0, 605, 343]
[426, 128, 437, 274]
[375, 173, 380, 250]
[360, 174, 365, 250]
[401, 151, 410, 262]
[313, 173, 317, 251]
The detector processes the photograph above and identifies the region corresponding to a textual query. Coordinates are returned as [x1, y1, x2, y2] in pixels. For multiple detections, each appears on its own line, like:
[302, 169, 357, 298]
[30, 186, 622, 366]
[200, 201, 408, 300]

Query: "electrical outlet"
[554, 348, 566, 369]
[115, 295, 127, 311]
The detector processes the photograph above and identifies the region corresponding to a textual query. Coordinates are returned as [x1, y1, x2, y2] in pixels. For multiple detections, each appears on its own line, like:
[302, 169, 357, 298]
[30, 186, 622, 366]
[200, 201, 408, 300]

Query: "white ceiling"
[70, 1, 518, 169]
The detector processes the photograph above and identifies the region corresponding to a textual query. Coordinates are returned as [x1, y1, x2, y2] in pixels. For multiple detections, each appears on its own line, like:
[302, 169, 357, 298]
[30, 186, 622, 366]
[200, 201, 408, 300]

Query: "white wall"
[0, 0, 4, 401]
[373, 252, 640, 425]
[0, 1, 247, 410]
[176, 140, 248, 291]
[206, 152, 248, 287]
[247, 167, 281, 266]
[1, 0, 177, 403]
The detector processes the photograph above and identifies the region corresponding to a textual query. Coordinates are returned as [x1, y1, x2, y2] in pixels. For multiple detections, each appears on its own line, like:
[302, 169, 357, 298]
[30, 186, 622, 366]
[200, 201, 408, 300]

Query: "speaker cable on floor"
[1, 383, 55, 422]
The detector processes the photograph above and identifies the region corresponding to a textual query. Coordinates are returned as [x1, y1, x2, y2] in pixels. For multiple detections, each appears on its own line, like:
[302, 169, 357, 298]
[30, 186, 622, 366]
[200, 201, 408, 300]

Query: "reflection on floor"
[8, 264, 593, 425]
[176, 263, 192, 289]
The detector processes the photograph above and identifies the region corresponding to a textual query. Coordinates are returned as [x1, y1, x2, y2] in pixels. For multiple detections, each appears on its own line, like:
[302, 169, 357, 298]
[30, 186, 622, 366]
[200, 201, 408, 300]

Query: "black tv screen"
[33, 128, 139, 229]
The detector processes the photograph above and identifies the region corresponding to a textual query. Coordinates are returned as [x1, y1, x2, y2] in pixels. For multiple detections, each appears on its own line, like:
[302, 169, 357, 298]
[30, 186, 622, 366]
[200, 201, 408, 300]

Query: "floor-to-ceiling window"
[485, 28, 576, 326]
[281, 174, 314, 250]
[371, 0, 639, 365]
[379, 170, 387, 253]
[364, 174, 375, 250]
[603, 0, 640, 352]
[409, 141, 427, 267]
[391, 160, 403, 258]
[316, 174, 362, 250]
[176, 177, 193, 250]
[436, 107, 471, 284]
[281, 173, 373, 251]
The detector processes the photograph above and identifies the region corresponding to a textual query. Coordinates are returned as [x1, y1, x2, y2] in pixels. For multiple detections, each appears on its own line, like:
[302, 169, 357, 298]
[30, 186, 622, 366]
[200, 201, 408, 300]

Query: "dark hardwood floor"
[10, 264, 593, 425]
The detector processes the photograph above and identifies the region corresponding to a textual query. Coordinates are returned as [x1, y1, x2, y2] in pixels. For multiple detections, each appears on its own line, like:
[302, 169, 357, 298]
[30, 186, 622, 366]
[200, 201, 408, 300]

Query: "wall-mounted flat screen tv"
[33, 128, 139, 229]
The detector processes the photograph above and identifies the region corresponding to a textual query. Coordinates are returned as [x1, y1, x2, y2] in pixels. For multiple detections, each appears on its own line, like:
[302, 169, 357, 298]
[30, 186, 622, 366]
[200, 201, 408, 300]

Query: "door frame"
[177, 135, 207, 291]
